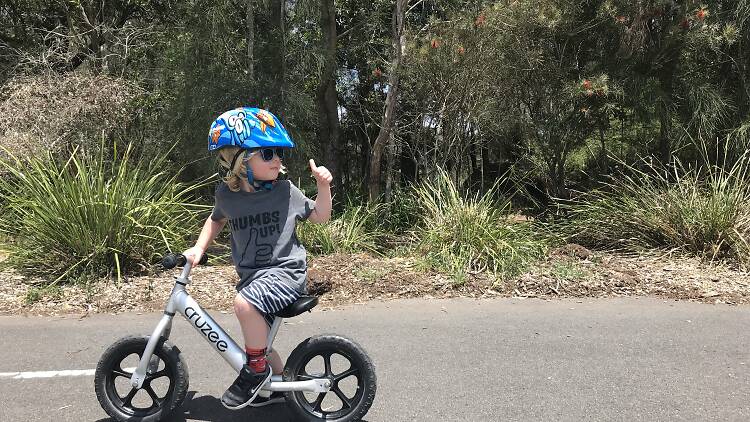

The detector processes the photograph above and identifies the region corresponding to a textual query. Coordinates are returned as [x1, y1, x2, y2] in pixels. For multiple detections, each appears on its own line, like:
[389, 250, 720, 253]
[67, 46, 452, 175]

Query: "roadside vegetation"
[0, 143, 207, 285]
[1, 1, 749, 308]
[561, 151, 750, 267]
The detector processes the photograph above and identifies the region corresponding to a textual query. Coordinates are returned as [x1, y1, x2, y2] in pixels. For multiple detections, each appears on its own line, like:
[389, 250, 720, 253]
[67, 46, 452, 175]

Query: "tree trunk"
[267, 0, 285, 112]
[246, 0, 255, 80]
[657, 64, 676, 166]
[316, 0, 340, 196]
[77, 1, 103, 73]
[384, 131, 397, 202]
[360, 128, 371, 192]
[367, 0, 407, 202]
[340, 136, 350, 191]
[657, 99, 671, 165]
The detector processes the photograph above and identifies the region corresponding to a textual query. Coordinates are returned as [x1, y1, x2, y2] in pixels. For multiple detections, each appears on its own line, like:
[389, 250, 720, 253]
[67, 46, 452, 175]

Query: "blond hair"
[217, 147, 246, 192]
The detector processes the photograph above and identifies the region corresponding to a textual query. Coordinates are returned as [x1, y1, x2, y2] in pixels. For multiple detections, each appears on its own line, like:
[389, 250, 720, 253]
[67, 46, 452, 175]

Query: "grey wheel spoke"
[332, 385, 352, 408]
[334, 367, 359, 382]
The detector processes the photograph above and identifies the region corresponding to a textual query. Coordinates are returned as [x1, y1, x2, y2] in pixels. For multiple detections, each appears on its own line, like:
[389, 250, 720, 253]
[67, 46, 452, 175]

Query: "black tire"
[283, 335, 376, 422]
[94, 335, 189, 422]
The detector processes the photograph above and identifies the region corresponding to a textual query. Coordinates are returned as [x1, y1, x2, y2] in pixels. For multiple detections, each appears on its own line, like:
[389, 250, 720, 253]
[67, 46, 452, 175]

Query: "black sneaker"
[221, 364, 272, 410]
[250, 391, 286, 407]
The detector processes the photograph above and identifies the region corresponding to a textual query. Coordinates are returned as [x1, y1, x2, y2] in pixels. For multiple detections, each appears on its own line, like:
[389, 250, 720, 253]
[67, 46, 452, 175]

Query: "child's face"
[244, 149, 282, 181]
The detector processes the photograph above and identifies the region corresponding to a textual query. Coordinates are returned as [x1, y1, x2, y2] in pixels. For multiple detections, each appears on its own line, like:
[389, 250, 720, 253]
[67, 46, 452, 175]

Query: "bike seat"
[274, 295, 318, 318]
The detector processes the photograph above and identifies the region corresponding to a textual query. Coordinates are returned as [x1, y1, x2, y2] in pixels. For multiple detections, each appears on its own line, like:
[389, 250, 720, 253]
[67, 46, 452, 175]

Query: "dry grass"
[1, 247, 749, 317]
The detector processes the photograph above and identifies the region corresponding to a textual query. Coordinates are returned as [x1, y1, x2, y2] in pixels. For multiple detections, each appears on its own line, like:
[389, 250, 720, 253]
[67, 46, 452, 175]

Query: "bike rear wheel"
[94, 335, 189, 422]
[283, 335, 376, 422]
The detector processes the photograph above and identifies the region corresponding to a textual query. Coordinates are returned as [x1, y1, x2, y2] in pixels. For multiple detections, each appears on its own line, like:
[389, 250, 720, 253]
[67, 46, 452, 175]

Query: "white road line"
[0, 367, 136, 379]
[0, 369, 95, 379]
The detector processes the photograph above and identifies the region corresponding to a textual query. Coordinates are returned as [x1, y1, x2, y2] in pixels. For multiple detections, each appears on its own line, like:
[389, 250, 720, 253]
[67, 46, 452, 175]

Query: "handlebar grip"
[161, 252, 209, 269]
[161, 254, 180, 269]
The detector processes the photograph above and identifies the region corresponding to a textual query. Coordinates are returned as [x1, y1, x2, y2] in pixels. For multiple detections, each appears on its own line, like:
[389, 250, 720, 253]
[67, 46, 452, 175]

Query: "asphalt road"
[0, 297, 748, 421]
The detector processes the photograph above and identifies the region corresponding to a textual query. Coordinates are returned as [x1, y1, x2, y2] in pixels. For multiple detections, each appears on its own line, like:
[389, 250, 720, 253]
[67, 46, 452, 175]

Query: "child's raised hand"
[309, 159, 333, 186]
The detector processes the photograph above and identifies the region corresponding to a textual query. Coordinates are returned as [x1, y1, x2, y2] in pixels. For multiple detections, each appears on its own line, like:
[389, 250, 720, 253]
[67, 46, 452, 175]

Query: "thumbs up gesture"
[249, 228, 273, 265]
[309, 159, 333, 186]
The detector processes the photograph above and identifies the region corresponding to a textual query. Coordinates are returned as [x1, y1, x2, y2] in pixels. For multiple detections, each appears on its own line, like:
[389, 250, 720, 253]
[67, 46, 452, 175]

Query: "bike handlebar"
[161, 253, 209, 269]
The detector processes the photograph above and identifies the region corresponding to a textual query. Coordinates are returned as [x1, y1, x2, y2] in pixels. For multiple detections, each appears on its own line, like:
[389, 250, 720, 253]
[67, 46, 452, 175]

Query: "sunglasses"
[248, 147, 286, 162]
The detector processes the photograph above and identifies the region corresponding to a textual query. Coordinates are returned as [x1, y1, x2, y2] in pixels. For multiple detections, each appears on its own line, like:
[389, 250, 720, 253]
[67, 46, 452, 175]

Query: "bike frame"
[129, 262, 331, 395]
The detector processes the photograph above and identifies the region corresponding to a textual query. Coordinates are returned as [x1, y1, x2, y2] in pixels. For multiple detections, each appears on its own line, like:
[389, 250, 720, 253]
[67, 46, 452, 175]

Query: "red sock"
[245, 347, 267, 373]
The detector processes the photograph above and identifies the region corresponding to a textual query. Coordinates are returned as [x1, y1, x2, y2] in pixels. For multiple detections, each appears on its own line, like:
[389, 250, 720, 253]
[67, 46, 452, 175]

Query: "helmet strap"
[229, 149, 244, 173]
[243, 151, 277, 191]
[252, 180, 277, 191]
[243, 150, 256, 186]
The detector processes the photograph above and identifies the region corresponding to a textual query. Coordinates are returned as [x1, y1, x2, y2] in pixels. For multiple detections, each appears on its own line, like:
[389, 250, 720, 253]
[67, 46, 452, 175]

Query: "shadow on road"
[93, 391, 293, 422]
[94, 391, 372, 422]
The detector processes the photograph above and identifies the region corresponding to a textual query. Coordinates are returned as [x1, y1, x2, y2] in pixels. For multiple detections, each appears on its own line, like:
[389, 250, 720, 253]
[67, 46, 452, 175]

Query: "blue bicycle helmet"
[207, 107, 294, 189]
[208, 107, 294, 151]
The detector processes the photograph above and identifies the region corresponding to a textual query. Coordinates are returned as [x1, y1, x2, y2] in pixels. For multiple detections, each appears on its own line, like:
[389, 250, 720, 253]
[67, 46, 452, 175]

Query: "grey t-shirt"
[210, 180, 315, 291]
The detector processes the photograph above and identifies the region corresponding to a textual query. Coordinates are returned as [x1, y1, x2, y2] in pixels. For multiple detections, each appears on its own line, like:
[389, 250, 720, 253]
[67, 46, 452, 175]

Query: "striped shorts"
[239, 274, 303, 326]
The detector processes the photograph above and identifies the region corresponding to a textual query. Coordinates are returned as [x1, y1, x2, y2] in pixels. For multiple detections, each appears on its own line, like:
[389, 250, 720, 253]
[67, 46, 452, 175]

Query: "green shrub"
[377, 186, 422, 235]
[297, 203, 383, 255]
[411, 168, 548, 283]
[562, 153, 750, 265]
[0, 143, 208, 284]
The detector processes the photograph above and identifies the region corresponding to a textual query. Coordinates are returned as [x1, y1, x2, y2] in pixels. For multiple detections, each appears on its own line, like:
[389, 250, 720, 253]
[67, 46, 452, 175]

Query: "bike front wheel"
[283, 335, 377, 422]
[94, 335, 189, 422]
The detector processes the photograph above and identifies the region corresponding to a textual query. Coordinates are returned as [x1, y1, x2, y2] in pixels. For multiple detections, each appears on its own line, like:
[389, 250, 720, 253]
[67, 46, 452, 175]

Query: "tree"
[317, 0, 341, 197]
[368, 0, 408, 202]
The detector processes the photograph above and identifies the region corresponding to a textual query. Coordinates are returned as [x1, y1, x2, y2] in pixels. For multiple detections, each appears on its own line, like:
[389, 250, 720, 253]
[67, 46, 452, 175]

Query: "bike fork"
[130, 312, 174, 389]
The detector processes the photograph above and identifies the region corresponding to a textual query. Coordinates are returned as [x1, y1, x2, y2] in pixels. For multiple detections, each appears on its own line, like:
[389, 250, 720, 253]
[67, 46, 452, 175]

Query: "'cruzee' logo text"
[185, 306, 228, 352]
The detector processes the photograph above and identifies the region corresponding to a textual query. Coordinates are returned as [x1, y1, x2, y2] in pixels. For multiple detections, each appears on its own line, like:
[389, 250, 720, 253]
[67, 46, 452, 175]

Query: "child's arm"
[308, 159, 333, 224]
[183, 216, 227, 265]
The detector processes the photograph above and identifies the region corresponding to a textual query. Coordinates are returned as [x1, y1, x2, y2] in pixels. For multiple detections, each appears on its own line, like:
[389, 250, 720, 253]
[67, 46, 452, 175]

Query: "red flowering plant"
[695, 7, 708, 21]
[474, 13, 486, 28]
[580, 78, 610, 99]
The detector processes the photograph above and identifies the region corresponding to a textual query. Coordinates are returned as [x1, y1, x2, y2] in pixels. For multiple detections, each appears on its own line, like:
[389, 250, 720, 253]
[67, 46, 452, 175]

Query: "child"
[182, 107, 332, 409]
